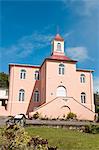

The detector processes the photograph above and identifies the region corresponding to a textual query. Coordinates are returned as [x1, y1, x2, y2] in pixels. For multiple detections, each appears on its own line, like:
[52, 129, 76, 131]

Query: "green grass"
[25, 126, 99, 150]
[0, 126, 99, 150]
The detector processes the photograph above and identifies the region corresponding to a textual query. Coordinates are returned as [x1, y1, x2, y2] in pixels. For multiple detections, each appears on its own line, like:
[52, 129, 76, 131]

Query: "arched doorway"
[56, 86, 66, 97]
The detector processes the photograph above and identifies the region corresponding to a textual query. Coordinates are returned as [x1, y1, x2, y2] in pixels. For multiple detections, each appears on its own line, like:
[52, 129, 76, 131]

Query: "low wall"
[0, 106, 8, 116]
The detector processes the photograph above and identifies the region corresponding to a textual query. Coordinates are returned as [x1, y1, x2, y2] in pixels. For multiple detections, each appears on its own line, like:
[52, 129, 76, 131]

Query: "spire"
[54, 33, 64, 41]
[51, 33, 65, 56]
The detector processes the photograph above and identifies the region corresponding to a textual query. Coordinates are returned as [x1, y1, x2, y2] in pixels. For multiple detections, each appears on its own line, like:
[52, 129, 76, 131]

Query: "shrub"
[1, 125, 30, 150]
[84, 125, 99, 134]
[27, 136, 48, 149]
[0, 125, 58, 150]
[40, 115, 49, 120]
[33, 112, 40, 119]
[66, 112, 77, 120]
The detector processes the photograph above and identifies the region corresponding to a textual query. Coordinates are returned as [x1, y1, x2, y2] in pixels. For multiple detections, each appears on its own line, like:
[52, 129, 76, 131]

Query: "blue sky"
[0, 0, 99, 91]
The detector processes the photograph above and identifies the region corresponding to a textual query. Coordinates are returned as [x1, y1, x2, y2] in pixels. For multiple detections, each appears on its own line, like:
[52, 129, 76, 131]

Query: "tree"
[0, 72, 9, 88]
[94, 92, 99, 113]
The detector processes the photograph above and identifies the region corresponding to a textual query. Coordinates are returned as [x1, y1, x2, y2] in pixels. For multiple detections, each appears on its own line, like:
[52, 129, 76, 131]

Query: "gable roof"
[50, 54, 75, 61]
[54, 33, 64, 41]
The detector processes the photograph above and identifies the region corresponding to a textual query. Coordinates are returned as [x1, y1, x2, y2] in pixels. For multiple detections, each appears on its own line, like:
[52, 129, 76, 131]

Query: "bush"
[66, 112, 77, 120]
[27, 136, 48, 149]
[33, 112, 40, 119]
[40, 115, 49, 120]
[0, 125, 58, 150]
[84, 125, 99, 134]
[1, 125, 30, 150]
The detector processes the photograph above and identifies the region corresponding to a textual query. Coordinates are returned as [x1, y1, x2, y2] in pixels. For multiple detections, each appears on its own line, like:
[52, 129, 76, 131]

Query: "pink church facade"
[0, 34, 95, 120]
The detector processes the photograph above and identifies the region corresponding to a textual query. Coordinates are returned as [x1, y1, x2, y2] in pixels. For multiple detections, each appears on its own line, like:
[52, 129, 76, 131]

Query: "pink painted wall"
[0, 106, 8, 116]
[46, 60, 77, 102]
[0, 59, 95, 121]
[29, 59, 95, 120]
[29, 97, 95, 121]
[45, 60, 94, 113]
[7, 65, 41, 116]
[40, 62, 46, 104]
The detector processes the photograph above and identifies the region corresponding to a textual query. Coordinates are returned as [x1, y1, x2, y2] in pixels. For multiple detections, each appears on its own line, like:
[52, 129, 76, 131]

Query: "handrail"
[32, 96, 95, 114]
[32, 97, 59, 112]
[65, 96, 95, 113]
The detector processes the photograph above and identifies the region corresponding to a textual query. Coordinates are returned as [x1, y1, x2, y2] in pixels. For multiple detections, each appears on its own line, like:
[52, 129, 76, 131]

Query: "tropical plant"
[33, 112, 40, 119]
[66, 112, 77, 120]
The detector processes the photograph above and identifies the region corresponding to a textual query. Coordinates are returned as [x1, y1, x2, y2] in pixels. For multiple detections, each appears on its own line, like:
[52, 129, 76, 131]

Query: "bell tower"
[51, 34, 65, 56]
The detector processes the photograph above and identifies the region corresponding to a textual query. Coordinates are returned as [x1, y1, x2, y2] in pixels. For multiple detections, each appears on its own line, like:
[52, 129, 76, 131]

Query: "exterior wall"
[76, 71, 95, 112]
[7, 65, 41, 116]
[45, 60, 77, 102]
[40, 62, 46, 104]
[0, 106, 8, 116]
[0, 61, 95, 120]
[45, 60, 95, 113]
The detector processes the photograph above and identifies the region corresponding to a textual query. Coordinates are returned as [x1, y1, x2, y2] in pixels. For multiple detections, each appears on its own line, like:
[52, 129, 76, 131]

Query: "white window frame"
[33, 90, 40, 102]
[59, 64, 65, 75]
[20, 69, 26, 79]
[35, 70, 40, 80]
[81, 92, 86, 103]
[80, 74, 85, 83]
[56, 86, 66, 97]
[57, 43, 61, 51]
[19, 89, 25, 101]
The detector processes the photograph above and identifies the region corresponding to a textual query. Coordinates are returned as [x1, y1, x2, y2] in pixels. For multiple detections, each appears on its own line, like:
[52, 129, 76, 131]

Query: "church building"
[0, 34, 95, 120]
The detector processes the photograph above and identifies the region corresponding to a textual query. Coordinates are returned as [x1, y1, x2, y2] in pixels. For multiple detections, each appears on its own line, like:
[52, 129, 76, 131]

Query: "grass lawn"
[25, 126, 99, 150]
[0, 125, 99, 150]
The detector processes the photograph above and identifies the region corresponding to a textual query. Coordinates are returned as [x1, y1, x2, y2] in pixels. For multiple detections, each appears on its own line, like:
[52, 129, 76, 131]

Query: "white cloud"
[63, 31, 73, 39]
[1, 32, 54, 59]
[62, 0, 99, 16]
[94, 77, 99, 92]
[66, 46, 90, 61]
[1, 25, 72, 60]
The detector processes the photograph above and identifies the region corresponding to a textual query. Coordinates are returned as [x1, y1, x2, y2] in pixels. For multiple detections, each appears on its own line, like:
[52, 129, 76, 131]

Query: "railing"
[33, 96, 94, 113]
[62, 96, 95, 113]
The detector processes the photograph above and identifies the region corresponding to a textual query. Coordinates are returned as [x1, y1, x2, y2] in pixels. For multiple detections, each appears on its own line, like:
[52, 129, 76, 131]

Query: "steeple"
[54, 34, 64, 41]
[51, 33, 65, 56]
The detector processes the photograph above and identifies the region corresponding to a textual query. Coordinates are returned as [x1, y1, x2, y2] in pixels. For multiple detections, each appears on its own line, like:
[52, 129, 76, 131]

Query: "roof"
[44, 56, 77, 64]
[76, 69, 94, 72]
[9, 63, 40, 68]
[50, 54, 72, 61]
[49, 54, 77, 63]
[54, 33, 64, 41]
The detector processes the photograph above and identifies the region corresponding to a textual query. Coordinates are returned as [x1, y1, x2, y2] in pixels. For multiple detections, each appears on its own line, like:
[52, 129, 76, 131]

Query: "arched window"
[56, 86, 66, 97]
[59, 64, 65, 75]
[80, 74, 85, 83]
[19, 89, 25, 101]
[81, 92, 86, 103]
[34, 90, 40, 102]
[57, 43, 61, 51]
[20, 69, 26, 79]
[35, 71, 39, 80]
